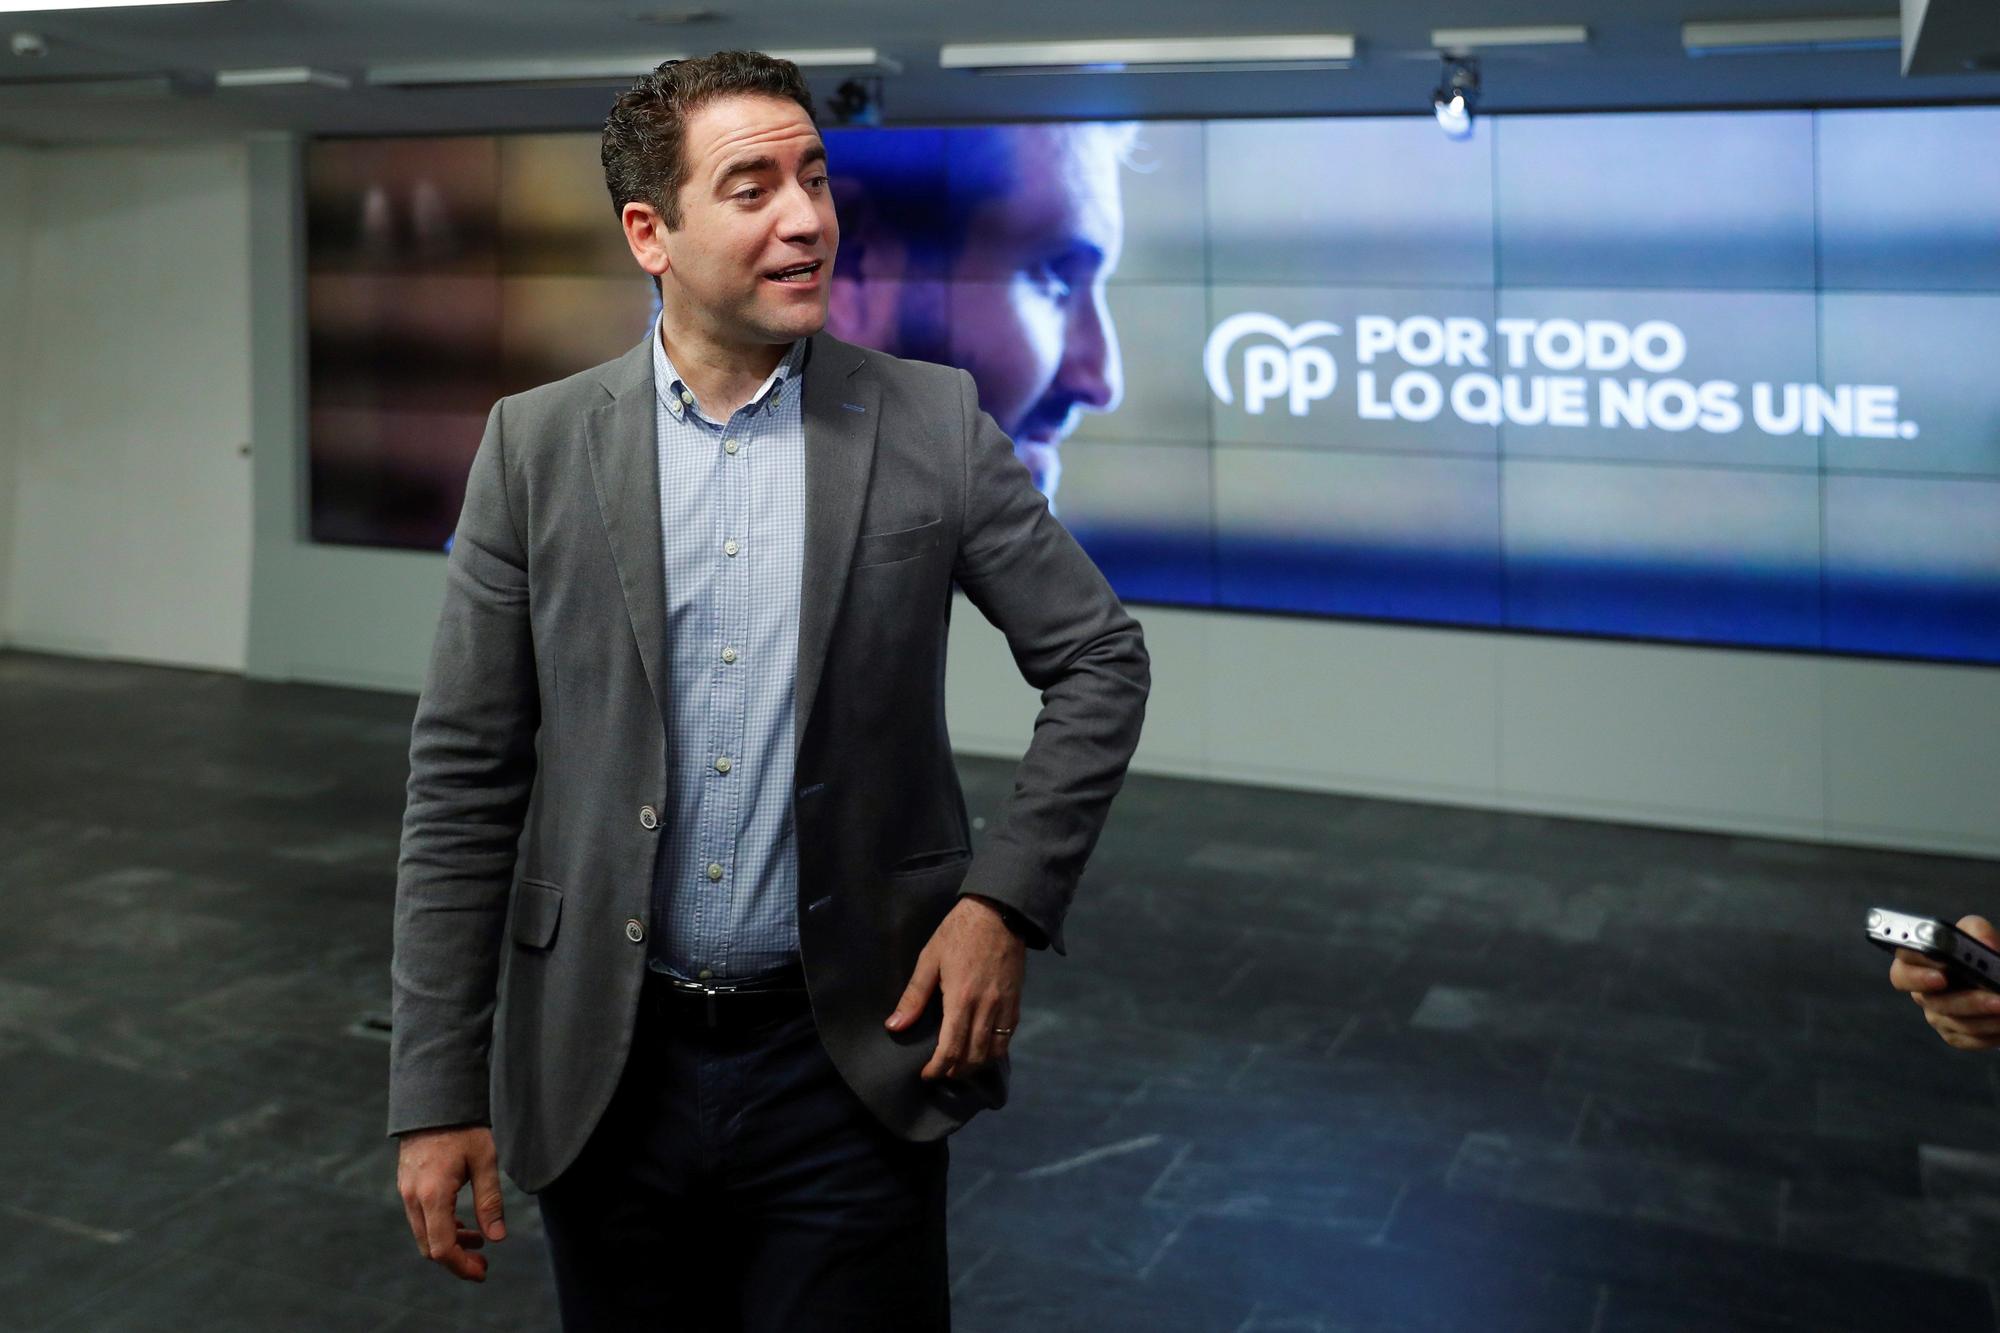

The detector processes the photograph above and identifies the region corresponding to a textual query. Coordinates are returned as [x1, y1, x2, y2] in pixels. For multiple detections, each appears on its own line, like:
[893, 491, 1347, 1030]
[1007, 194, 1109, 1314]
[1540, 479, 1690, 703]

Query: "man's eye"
[735, 188, 764, 202]
[806, 175, 830, 189]
[1035, 264, 1073, 300]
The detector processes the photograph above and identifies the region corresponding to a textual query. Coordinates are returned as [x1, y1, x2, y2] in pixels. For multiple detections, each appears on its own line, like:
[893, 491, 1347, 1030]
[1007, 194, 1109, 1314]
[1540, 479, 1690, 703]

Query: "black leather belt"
[642, 961, 809, 1032]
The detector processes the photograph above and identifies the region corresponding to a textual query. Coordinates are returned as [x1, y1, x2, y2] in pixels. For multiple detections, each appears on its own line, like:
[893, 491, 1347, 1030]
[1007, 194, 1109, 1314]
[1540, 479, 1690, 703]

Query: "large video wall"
[306, 106, 2000, 664]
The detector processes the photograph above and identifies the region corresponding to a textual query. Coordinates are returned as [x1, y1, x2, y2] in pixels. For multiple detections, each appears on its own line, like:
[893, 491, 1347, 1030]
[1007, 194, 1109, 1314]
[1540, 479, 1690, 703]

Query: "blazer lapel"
[583, 335, 672, 732]
[796, 331, 879, 760]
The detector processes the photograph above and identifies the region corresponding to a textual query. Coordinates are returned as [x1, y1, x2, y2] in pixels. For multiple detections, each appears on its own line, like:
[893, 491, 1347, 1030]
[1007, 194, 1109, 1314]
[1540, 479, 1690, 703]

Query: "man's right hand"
[1889, 914, 2000, 1052]
[396, 1123, 507, 1281]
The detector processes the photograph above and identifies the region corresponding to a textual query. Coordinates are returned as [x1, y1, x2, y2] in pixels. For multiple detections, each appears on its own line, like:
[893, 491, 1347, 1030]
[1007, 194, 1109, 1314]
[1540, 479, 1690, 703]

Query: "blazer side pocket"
[511, 878, 563, 950]
[888, 847, 972, 877]
[852, 518, 942, 569]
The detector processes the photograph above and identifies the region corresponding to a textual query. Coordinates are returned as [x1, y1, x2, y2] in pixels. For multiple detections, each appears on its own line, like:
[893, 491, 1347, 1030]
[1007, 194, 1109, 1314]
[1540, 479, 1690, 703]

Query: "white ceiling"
[2, 0, 1999, 145]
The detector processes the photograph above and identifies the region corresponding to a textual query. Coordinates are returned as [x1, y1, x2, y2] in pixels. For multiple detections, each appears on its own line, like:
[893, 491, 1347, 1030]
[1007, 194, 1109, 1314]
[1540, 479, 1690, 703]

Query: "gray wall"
[0, 140, 252, 669]
[944, 603, 2000, 859]
[0, 144, 26, 642]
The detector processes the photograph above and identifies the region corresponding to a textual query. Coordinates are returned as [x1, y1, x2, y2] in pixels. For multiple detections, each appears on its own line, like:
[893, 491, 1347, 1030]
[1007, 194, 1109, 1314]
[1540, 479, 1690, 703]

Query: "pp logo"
[1203, 313, 1343, 417]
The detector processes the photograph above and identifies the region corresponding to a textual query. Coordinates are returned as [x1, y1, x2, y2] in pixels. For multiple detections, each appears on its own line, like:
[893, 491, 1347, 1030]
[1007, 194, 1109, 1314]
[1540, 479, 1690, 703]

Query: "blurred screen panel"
[1057, 442, 1216, 605]
[1496, 112, 1816, 291]
[1207, 116, 1496, 288]
[1502, 460, 1822, 648]
[499, 276, 659, 397]
[307, 136, 499, 276]
[824, 125, 951, 286]
[1104, 120, 1206, 285]
[309, 405, 489, 550]
[1819, 292, 2000, 480]
[499, 134, 635, 278]
[1825, 474, 2000, 662]
[1818, 107, 2000, 293]
[1214, 449, 1503, 624]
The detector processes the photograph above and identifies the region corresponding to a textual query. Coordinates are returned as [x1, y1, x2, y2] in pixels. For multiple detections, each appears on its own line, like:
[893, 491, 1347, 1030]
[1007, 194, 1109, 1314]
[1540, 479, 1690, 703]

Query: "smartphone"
[1867, 908, 2000, 995]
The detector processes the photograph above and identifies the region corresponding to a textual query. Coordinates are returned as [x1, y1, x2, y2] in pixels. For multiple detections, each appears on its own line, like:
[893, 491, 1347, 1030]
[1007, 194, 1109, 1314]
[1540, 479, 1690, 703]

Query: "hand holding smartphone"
[1872, 908, 2000, 1052]
[1868, 908, 2000, 995]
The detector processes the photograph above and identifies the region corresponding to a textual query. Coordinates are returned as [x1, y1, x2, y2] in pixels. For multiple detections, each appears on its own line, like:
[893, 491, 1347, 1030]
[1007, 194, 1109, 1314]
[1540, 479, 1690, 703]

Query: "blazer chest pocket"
[852, 518, 941, 569]
[511, 878, 563, 950]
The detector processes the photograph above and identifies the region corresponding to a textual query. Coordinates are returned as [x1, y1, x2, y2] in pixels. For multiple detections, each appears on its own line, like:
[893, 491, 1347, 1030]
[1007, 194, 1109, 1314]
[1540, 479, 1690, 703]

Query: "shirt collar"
[652, 314, 806, 424]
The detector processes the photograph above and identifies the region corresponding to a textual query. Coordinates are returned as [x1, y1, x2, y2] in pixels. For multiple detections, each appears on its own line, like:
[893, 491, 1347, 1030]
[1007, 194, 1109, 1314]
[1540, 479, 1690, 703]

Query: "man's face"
[947, 126, 1127, 503]
[659, 93, 839, 347]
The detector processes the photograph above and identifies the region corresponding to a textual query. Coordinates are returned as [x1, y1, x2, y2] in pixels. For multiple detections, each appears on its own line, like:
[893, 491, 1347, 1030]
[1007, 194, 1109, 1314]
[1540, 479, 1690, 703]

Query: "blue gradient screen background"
[304, 107, 2000, 665]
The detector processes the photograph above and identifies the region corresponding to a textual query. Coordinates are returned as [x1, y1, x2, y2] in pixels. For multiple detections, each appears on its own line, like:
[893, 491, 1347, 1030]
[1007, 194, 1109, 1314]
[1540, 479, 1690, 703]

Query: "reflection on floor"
[2, 648, 1997, 1332]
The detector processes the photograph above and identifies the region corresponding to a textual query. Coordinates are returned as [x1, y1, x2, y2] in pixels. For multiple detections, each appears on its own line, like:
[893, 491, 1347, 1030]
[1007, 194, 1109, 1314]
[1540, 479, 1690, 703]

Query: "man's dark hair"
[602, 50, 819, 296]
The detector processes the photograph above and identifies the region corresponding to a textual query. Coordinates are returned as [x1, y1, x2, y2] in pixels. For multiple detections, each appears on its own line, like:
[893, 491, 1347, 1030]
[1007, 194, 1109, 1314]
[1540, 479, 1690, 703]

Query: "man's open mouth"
[765, 260, 822, 284]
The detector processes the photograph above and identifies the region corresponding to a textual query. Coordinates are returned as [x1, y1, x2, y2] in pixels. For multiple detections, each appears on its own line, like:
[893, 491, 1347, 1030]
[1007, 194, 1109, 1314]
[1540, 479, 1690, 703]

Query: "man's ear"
[621, 201, 671, 288]
[825, 225, 908, 349]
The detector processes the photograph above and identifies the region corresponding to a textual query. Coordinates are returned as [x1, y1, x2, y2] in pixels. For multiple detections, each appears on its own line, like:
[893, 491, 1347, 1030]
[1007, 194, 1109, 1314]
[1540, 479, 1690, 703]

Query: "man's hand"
[1890, 914, 2000, 1051]
[885, 895, 1027, 1080]
[396, 1123, 507, 1281]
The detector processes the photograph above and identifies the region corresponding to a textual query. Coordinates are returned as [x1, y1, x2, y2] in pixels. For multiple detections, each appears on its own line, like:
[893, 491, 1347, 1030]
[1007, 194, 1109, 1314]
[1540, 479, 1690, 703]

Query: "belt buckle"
[665, 976, 740, 1028]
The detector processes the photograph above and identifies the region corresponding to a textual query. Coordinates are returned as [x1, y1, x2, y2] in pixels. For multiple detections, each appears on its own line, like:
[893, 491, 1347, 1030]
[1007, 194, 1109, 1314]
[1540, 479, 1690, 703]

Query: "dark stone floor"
[2, 646, 1998, 1332]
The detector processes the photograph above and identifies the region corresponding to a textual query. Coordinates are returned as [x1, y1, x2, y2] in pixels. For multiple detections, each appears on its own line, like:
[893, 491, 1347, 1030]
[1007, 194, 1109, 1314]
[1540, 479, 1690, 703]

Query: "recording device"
[1866, 908, 2000, 995]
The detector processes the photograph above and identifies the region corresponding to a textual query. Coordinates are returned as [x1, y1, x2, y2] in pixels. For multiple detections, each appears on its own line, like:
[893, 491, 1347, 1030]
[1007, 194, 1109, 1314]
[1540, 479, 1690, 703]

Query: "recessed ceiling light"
[215, 66, 350, 90]
[0, 0, 231, 10]
[1431, 26, 1589, 54]
[367, 56, 680, 88]
[939, 34, 1356, 75]
[368, 47, 895, 89]
[1682, 17, 1901, 56]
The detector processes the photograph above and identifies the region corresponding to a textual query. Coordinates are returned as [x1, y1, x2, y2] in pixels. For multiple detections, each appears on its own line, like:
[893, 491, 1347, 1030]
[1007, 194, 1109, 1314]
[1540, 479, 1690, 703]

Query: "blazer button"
[639, 805, 659, 830]
[625, 918, 645, 943]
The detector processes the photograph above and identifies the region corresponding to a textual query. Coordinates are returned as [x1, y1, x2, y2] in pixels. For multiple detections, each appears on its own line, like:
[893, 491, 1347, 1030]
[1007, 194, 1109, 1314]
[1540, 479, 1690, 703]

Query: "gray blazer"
[387, 329, 1150, 1193]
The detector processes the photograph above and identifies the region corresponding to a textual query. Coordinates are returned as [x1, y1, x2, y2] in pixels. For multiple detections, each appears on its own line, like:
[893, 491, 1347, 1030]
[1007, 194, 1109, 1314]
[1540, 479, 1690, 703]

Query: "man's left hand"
[884, 895, 1026, 1080]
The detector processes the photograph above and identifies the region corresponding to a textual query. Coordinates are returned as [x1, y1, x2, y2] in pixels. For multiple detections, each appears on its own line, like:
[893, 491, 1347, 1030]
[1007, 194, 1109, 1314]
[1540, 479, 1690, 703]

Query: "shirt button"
[721, 646, 737, 664]
[680, 388, 694, 406]
[639, 805, 658, 830]
[624, 918, 645, 943]
[724, 438, 739, 455]
[724, 540, 739, 557]
[697, 968, 714, 980]
[714, 756, 731, 774]
[707, 862, 723, 881]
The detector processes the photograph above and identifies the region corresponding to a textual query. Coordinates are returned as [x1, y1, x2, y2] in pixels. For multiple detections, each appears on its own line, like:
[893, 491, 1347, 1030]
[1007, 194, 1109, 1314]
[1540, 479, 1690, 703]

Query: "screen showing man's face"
[305, 107, 2000, 667]
[943, 126, 1128, 504]
[824, 124, 1131, 508]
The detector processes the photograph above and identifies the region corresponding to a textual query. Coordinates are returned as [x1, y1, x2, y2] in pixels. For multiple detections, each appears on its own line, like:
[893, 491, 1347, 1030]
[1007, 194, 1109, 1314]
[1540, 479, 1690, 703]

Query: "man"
[387, 50, 1150, 1332]
[823, 122, 1135, 514]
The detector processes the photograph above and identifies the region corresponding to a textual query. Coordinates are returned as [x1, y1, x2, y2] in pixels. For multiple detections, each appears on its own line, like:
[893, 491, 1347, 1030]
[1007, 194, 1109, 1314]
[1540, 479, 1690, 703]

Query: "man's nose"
[1059, 287, 1122, 413]
[777, 181, 823, 242]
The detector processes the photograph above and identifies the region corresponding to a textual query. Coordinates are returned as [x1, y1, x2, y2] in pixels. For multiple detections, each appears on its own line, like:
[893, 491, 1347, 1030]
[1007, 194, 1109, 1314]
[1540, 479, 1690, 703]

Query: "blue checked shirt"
[646, 318, 809, 982]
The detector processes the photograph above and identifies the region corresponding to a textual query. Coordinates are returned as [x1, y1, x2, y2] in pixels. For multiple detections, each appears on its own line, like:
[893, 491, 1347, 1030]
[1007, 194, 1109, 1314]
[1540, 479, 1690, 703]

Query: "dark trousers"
[535, 976, 950, 1332]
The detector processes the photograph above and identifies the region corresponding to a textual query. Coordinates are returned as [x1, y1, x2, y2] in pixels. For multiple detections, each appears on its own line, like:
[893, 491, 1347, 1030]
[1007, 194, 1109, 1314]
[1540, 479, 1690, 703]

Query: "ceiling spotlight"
[828, 75, 880, 126]
[1432, 55, 1478, 140]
